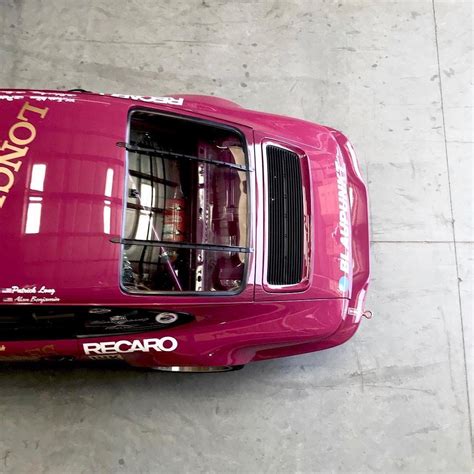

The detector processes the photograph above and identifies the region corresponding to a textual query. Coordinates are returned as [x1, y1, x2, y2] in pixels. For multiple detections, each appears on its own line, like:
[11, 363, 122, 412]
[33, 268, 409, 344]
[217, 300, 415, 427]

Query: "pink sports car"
[0, 89, 370, 372]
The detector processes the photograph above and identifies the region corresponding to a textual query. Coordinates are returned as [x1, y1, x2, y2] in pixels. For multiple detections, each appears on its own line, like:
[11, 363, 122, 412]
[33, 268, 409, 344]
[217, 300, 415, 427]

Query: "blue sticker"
[338, 276, 349, 292]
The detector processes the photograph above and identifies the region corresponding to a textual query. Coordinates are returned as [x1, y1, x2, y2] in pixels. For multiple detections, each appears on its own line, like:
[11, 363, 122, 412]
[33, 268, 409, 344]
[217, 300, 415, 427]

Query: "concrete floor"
[0, 0, 472, 472]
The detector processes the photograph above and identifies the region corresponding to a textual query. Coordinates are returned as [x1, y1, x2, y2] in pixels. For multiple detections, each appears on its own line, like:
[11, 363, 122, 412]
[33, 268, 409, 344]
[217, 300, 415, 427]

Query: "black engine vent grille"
[266, 145, 304, 285]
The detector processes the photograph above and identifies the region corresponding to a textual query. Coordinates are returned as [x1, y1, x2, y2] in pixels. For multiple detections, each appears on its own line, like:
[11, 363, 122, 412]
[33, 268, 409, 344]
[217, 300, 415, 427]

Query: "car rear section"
[0, 90, 370, 369]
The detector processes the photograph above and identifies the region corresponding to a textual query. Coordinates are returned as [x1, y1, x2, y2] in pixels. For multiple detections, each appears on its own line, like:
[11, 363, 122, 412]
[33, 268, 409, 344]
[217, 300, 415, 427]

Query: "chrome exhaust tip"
[151, 365, 242, 373]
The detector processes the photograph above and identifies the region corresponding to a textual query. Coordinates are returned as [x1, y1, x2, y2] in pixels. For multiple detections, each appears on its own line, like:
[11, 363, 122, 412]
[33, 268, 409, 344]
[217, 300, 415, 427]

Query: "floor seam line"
[432, 0, 473, 450]
[370, 240, 474, 244]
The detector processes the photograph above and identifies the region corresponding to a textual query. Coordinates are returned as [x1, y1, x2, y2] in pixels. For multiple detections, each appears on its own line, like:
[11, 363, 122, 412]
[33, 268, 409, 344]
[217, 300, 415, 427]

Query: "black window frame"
[116, 107, 253, 297]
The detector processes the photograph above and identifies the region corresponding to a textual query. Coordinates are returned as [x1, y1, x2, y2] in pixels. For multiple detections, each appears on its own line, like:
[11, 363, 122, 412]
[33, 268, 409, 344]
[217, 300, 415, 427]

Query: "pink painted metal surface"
[0, 89, 370, 368]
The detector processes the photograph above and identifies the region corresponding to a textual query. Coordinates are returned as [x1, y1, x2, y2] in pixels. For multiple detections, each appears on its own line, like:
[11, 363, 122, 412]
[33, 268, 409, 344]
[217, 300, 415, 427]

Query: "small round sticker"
[338, 276, 349, 292]
[155, 312, 179, 324]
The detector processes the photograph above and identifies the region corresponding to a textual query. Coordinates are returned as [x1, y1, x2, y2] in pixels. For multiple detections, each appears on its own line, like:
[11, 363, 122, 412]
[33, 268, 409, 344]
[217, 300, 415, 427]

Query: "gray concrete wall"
[0, 0, 472, 472]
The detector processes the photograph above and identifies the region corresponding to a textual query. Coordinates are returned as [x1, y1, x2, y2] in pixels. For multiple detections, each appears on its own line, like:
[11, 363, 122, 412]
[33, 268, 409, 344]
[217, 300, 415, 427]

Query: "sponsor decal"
[5, 296, 60, 304]
[335, 157, 351, 293]
[0, 90, 183, 106]
[83, 337, 178, 355]
[0, 94, 25, 102]
[0, 344, 60, 360]
[87, 354, 124, 361]
[0, 91, 76, 103]
[88, 308, 112, 315]
[1, 285, 56, 295]
[29, 96, 75, 103]
[0, 101, 49, 209]
[105, 93, 184, 106]
[1, 285, 59, 303]
[24, 344, 58, 358]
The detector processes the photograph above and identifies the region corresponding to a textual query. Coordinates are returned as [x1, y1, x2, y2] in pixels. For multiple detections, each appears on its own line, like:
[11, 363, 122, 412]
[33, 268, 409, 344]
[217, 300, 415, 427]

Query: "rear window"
[120, 111, 251, 294]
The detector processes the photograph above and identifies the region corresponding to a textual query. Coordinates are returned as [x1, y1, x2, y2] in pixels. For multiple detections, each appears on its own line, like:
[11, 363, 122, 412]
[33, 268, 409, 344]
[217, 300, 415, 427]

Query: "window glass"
[122, 112, 250, 293]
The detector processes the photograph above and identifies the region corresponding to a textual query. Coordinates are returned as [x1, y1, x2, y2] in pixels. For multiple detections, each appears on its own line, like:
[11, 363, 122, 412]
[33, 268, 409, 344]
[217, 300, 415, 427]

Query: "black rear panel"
[266, 146, 304, 285]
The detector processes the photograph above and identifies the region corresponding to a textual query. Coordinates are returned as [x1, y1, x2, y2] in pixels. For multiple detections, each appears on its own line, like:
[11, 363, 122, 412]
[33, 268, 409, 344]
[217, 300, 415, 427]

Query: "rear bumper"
[0, 298, 350, 367]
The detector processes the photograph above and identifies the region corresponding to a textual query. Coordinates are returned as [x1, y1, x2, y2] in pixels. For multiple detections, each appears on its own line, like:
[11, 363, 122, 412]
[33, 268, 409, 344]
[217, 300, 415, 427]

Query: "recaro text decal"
[83, 337, 178, 355]
[0, 102, 49, 209]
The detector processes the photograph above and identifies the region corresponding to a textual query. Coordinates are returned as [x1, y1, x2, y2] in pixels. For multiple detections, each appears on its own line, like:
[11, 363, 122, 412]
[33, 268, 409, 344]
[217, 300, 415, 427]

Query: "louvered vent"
[266, 145, 304, 285]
